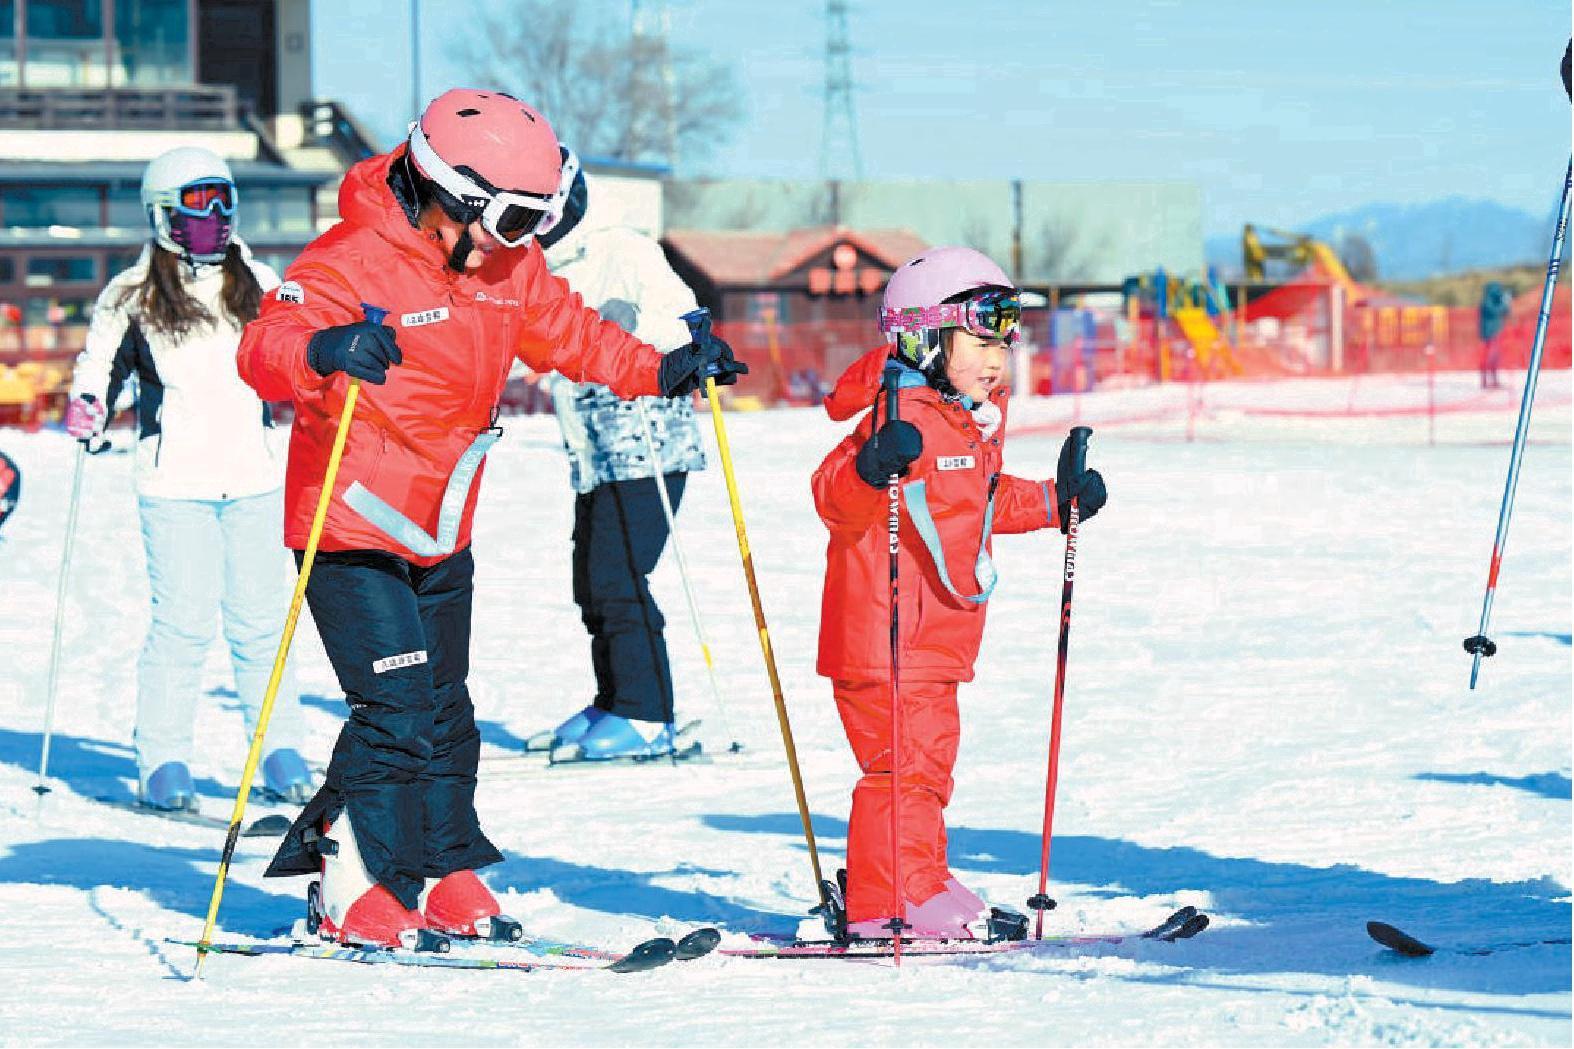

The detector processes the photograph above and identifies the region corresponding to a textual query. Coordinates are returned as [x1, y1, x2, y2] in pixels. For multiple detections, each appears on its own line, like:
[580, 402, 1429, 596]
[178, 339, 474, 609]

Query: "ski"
[447, 925, 721, 964]
[1367, 921, 1571, 958]
[725, 907, 1209, 960]
[481, 739, 713, 776]
[546, 739, 709, 769]
[172, 935, 679, 974]
[92, 796, 290, 837]
[508, 718, 704, 757]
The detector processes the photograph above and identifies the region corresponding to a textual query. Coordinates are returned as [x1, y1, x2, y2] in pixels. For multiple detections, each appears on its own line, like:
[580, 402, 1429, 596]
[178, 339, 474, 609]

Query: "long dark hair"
[123, 243, 263, 338]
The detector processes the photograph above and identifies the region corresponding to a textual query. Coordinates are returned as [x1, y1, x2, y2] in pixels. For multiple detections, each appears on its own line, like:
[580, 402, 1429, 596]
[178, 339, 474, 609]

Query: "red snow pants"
[833, 678, 960, 922]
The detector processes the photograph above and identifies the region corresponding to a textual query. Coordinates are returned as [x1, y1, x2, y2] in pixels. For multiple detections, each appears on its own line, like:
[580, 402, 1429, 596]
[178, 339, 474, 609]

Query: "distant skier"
[237, 89, 744, 949]
[1478, 281, 1513, 390]
[811, 247, 1106, 938]
[533, 148, 709, 761]
[64, 146, 311, 813]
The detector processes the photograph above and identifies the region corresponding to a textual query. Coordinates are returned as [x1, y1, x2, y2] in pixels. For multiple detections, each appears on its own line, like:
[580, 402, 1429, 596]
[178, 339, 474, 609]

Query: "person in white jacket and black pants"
[66, 146, 311, 811]
[534, 150, 710, 761]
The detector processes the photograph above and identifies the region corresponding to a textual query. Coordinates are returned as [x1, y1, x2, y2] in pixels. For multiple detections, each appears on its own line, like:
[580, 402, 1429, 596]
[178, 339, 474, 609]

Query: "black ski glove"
[658, 332, 749, 398]
[854, 419, 923, 488]
[306, 320, 403, 385]
[1056, 431, 1106, 532]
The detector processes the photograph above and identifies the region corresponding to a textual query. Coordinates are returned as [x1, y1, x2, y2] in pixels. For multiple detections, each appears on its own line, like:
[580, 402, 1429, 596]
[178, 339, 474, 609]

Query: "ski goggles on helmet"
[408, 123, 556, 247]
[881, 288, 1023, 345]
[169, 178, 237, 218]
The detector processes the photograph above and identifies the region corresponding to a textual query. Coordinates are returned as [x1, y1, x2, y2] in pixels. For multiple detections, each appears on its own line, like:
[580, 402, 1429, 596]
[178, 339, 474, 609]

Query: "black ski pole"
[881, 367, 909, 963]
[1464, 158, 1570, 688]
[1030, 425, 1092, 938]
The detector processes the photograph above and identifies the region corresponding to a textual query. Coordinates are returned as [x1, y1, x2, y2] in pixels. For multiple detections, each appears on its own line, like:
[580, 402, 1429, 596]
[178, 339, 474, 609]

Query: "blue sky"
[312, 0, 1570, 237]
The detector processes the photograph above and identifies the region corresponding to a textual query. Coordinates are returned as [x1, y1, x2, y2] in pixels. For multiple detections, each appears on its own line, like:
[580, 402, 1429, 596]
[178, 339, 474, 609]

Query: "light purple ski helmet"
[881, 246, 1015, 378]
[881, 246, 1013, 316]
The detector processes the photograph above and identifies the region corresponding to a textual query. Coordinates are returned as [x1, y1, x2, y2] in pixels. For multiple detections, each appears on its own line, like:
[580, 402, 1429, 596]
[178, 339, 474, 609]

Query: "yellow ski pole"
[684, 309, 828, 906]
[193, 307, 379, 976]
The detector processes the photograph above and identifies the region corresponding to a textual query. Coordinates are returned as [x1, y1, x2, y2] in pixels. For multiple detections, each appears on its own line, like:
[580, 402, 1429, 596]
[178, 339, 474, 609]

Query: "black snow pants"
[265, 547, 501, 910]
[572, 472, 685, 724]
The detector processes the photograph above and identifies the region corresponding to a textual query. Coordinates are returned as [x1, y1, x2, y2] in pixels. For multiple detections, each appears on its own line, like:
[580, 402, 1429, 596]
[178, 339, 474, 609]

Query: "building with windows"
[0, 1, 356, 357]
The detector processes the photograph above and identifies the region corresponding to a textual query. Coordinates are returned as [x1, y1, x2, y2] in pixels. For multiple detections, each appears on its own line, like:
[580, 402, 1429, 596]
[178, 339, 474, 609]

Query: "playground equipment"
[1122, 268, 1244, 380]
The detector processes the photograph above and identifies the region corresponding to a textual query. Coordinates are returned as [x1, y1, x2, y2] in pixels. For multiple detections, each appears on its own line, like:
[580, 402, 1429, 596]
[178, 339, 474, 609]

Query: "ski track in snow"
[0, 372, 1569, 1046]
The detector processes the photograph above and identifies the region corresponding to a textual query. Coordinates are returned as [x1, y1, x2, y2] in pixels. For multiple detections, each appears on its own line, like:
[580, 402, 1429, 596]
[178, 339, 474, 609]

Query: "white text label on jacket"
[401, 307, 450, 327]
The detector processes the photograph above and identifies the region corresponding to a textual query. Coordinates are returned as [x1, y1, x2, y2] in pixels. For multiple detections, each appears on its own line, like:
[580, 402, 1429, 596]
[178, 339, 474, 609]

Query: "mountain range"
[1205, 198, 1553, 282]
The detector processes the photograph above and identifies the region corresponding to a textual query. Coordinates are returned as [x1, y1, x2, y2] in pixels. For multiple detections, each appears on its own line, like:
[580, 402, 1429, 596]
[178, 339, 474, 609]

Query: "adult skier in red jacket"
[812, 246, 1105, 939]
[238, 89, 744, 948]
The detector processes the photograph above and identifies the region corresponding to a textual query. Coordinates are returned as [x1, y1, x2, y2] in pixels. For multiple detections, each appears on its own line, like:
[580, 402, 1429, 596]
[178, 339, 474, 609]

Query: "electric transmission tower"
[821, 0, 863, 182]
[632, 0, 677, 167]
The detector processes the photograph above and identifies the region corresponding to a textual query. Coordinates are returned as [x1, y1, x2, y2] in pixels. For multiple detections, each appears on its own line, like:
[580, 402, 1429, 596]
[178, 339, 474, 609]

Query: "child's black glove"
[855, 419, 923, 488]
[1056, 432, 1106, 532]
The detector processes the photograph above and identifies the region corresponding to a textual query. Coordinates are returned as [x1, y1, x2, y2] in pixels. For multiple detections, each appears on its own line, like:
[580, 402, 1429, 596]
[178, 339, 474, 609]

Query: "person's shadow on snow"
[0, 837, 300, 940]
[702, 811, 1571, 1003]
[485, 852, 776, 931]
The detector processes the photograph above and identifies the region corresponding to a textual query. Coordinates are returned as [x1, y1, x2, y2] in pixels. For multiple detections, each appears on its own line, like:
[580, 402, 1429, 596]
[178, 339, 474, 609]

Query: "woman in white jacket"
[66, 146, 310, 812]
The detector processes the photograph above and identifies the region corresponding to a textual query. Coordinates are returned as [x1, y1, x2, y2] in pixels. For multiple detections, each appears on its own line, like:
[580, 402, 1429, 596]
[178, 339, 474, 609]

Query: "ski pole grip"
[1067, 425, 1093, 477]
[361, 303, 388, 326]
[885, 366, 900, 424]
[681, 307, 712, 342]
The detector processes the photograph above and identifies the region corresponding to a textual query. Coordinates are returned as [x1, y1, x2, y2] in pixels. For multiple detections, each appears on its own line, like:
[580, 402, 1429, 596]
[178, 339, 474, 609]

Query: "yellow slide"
[1173, 307, 1242, 376]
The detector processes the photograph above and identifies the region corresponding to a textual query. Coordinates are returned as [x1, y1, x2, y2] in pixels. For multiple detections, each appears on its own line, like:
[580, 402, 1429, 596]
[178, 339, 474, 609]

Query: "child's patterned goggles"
[408, 123, 555, 247]
[173, 179, 237, 218]
[881, 289, 1022, 344]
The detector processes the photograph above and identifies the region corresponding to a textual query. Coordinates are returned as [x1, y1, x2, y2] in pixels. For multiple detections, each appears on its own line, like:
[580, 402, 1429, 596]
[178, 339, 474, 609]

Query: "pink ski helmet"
[880, 246, 1020, 377]
[407, 88, 563, 246]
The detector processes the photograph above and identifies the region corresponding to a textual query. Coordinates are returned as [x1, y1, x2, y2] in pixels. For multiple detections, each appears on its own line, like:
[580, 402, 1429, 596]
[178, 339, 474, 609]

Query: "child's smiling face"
[945, 330, 1008, 403]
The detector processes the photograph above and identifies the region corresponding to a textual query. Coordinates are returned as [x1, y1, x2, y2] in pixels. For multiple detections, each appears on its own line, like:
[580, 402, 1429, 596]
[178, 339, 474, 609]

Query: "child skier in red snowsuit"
[812, 246, 1106, 938]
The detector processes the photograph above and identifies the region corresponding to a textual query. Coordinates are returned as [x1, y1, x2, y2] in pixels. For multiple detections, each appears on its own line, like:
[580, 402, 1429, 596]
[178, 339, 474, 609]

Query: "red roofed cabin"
[661, 226, 928, 406]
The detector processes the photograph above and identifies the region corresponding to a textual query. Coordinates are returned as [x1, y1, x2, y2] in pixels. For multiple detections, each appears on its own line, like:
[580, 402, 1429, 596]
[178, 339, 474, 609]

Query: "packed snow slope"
[0, 372, 1569, 1047]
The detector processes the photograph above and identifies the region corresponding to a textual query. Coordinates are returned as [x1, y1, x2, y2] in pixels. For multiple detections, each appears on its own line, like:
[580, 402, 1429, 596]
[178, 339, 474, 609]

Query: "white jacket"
[543, 223, 707, 493]
[72, 241, 284, 501]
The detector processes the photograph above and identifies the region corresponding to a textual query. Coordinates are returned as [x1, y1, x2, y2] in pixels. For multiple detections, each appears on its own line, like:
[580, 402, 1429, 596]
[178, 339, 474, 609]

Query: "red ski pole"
[1030, 425, 1092, 940]
[882, 368, 908, 965]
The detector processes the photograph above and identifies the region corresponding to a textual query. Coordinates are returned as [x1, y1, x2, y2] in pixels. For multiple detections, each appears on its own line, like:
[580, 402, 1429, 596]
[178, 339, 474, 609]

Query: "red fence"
[4, 281, 1568, 426]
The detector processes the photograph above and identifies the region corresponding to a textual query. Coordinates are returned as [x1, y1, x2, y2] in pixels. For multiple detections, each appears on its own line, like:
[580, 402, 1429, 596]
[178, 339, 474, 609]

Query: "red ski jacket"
[813, 347, 1058, 684]
[237, 150, 661, 564]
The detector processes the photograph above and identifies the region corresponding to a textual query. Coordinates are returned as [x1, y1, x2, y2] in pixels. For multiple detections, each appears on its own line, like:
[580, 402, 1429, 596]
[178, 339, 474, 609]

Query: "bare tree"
[453, 1, 744, 169]
[1031, 216, 1097, 282]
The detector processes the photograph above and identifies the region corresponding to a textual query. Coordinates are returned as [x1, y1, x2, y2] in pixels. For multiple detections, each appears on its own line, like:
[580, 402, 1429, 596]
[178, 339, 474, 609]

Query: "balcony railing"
[0, 86, 239, 131]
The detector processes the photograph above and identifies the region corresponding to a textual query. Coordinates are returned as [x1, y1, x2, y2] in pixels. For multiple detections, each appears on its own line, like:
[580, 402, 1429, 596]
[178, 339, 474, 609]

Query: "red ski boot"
[422, 870, 522, 943]
[309, 809, 434, 950]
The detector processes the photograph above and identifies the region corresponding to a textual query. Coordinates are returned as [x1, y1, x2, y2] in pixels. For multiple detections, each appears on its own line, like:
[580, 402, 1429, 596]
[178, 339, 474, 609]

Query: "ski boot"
[261, 748, 313, 804]
[563, 714, 676, 762]
[846, 885, 981, 941]
[942, 877, 1026, 941]
[141, 761, 198, 813]
[308, 809, 442, 951]
[538, 704, 606, 758]
[421, 869, 523, 943]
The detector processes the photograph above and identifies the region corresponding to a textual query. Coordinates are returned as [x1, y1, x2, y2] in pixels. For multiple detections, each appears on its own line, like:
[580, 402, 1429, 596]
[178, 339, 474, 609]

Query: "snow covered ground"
[0, 372, 1569, 1047]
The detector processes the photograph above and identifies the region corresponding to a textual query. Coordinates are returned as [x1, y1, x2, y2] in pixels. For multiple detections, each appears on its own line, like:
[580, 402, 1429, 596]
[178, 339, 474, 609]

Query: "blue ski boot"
[262, 747, 314, 804]
[141, 761, 198, 812]
[571, 715, 676, 762]
[541, 704, 606, 758]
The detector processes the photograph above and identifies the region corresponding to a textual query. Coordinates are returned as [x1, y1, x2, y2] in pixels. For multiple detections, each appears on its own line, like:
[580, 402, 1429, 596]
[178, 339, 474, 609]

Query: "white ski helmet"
[141, 146, 238, 264]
